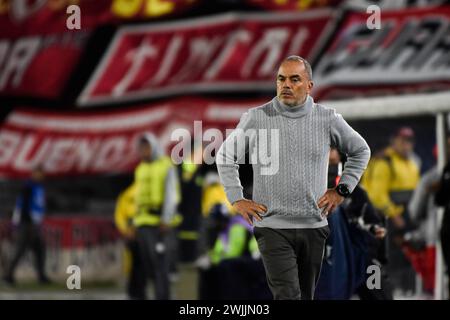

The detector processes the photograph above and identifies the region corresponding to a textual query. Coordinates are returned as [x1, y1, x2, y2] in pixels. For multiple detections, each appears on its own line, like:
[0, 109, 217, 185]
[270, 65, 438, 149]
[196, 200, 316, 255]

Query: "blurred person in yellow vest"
[195, 171, 235, 256]
[197, 203, 270, 300]
[201, 171, 235, 218]
[114, 183, 147, 300]
[133, 133, 180, 300]
[362, 127, 420, 224]
[207, 204, 259, 266]
[115, 181, 182, 299]
[362, 127, 421, 296]
[176, 140, 205, 262]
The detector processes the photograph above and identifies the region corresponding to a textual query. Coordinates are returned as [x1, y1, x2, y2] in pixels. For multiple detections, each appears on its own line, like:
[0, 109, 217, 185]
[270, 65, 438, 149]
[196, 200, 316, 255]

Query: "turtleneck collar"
[273, 95, 314, 119]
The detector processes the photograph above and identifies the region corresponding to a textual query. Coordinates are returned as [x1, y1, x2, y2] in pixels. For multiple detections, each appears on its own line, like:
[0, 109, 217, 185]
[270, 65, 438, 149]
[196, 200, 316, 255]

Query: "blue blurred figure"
[3, 166, 50, 285]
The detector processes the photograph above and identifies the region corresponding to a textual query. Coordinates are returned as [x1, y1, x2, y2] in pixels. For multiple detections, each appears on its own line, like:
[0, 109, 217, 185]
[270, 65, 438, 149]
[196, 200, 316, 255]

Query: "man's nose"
[283, 81, 292, 88]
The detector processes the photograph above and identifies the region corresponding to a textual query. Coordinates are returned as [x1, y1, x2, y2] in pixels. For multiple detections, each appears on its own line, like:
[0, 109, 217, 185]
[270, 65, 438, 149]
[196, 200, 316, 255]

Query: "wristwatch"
[335, 184, 351, 198]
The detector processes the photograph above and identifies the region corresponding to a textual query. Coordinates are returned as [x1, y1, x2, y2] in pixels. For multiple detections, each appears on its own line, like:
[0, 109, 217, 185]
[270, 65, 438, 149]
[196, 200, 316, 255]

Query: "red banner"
[312, 6, 450, 100]
[0, 97, 266, 178]
[0, 0, 200, 99]
[0, 30, 90, 99]
[0, 0, 201, 38]
[246, 0, 342, 11]
[77, 10, 335, 106]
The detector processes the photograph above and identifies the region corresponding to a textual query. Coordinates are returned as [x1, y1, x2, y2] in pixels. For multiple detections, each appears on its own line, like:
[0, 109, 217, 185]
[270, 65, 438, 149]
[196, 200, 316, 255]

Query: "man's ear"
[307, 80, 314, 92]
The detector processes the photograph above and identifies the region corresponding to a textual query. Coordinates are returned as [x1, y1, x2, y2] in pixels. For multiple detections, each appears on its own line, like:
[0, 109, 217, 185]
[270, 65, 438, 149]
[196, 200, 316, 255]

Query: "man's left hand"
[318, 189, 345, 217]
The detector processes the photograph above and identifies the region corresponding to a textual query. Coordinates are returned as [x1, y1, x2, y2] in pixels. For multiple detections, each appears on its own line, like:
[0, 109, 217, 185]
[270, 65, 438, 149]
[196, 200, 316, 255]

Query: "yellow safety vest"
[114, 183, 137, 235]
[133, 156, 180, 227]
[362, 148, 420, 218]
[202, 183, 235, 217]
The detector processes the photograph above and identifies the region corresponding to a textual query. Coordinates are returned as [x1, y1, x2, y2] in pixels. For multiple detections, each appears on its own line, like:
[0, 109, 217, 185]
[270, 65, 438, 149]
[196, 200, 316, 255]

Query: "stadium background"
[0, 0, 449, 299]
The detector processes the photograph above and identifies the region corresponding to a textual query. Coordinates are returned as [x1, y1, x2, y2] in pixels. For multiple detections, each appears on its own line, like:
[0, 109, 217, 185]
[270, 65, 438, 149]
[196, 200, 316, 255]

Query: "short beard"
[279, 95, 307, 107]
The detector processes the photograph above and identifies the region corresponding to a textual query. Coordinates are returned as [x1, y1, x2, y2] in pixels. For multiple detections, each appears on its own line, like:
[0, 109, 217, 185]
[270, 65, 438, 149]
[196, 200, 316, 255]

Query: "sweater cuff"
[226, 187, 244, 205]
[337, 175, 358, 193]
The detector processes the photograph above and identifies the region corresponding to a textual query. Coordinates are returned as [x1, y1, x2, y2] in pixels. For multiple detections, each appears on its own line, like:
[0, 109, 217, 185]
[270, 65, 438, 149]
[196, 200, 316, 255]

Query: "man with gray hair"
[216, 56, 371, 300]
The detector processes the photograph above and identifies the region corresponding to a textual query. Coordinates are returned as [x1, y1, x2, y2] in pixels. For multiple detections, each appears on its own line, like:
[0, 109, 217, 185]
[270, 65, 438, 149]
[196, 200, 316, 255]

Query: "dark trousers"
[126, 240, 147, 300]
[253, 226, 329, 300]
[166, 229, 179, 274]
[6, 224, 47, 281]
[136, 226, 170, 300]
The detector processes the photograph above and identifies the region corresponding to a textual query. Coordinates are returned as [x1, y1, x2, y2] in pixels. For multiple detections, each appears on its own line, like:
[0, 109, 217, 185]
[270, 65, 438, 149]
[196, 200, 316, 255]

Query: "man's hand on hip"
[232, 199, 267, 225]
[318, 189, 344, 217]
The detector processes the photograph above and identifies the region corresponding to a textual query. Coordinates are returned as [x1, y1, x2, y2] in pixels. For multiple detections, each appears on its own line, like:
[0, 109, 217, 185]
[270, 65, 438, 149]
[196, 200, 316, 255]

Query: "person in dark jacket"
[3, 166, 50, 285]
[316, 148, 392, 300]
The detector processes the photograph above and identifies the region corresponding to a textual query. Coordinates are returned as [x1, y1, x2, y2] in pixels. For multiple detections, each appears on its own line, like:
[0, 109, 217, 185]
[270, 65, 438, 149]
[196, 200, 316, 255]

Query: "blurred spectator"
[435, 137, 450, 299]
[316, 148, 392, 300]
[2, 166, 50, 286]
[406, 145, 441, 294]
[197, 203, 270, 300]
[114, 183, 146, 300]
[362, 127, 421, 295]
[177, 141, 205, 262]
[409, 145, 440, 246]
[197, 171, 235, 256]
[202, 172, 235, 218]
[133, 133, 180, 300]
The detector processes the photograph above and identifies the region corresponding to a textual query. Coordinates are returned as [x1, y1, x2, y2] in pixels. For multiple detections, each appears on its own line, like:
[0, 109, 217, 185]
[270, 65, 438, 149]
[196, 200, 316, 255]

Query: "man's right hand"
[232, 199, 267, 225]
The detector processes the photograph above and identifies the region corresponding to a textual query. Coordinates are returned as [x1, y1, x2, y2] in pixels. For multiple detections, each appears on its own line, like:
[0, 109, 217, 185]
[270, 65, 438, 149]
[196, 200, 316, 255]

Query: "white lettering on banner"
[93, 136, 128, 171]
[15, 134, 51, 171]
[0, 133, 140, 175]
[241, 28, 290, 78]
[0, 38, 41, 89]
[204, 30, 252, 80]
[0, 99, 269, 177]
[146, 35, 183, 85]
[78, 11, 334, 106]
[169, 36, 223, 83]
[314, 14, 450, 86]
[73, 139, 103, 171]
[114, 26, 302, 93]
[0, 130, 21, 166]
[45, 138, 76, 173]
[287, 27, 309, 57]
[112, 39, 158, 97]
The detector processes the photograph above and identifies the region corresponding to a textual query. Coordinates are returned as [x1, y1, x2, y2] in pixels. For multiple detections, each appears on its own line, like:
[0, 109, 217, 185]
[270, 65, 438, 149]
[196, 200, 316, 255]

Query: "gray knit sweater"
[216, 95, 371, 229]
